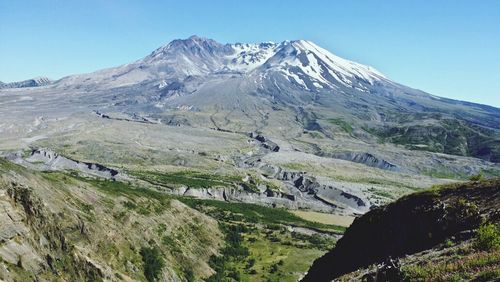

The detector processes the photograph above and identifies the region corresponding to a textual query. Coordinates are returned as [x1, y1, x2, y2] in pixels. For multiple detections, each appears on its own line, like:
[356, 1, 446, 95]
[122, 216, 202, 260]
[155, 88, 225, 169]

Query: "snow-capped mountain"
[1, 36, 499, 163]
[55, 35, 388, 93]
[260, 40, 386, 91]
[141, 35, 387, 83]
[41, 36, 498, 130]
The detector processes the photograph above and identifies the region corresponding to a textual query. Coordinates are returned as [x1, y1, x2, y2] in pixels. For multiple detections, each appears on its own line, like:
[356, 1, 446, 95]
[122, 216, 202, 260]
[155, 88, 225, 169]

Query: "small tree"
[140, 246, 165, 282]
[184, 269, 195, 282]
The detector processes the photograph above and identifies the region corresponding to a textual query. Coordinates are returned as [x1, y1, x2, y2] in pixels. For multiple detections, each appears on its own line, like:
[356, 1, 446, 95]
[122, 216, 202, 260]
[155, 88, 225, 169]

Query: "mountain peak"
[259, 39, 387, 90]
[170, 35, 222, 47]
[150, 36, 230, 57]
[187, 35, 207, 41]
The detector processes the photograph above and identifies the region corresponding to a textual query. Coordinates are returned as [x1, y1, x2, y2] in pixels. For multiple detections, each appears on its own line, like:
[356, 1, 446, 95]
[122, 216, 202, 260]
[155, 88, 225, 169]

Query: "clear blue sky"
[1, 0, 499, 107]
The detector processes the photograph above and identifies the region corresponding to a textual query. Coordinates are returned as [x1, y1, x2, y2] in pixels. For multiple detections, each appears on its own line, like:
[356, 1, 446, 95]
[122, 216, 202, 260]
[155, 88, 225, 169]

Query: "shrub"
[269, 263, 279, 273]
[140, 246, 165, 282]
[444, 239, 454, 248]
[246, 258, 256, 269]
[469, 172, 484, 181]
[474, 223, 500, 251]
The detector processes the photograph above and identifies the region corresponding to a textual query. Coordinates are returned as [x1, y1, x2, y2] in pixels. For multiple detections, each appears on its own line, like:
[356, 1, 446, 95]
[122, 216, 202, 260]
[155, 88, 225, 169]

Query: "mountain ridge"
[1, 36, 500, 164]
[52, 35, 389, 92]
[0, 76, 51, 89]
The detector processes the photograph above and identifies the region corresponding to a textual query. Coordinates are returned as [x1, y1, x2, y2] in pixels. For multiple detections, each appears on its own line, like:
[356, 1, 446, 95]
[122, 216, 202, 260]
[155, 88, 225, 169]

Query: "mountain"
[11, 35, 498, 163]
[1, 36, 500, 282]
[302, 179, 500, 281]
[0, 36, 499, 212]
[55, 35, 385, 89]
[0, 77, 51, 89]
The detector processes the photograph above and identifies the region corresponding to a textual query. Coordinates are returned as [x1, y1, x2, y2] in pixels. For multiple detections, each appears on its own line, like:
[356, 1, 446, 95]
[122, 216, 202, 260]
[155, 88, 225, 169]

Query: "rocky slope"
[0, 158, 223, 281]
[302, 179, 500, 281]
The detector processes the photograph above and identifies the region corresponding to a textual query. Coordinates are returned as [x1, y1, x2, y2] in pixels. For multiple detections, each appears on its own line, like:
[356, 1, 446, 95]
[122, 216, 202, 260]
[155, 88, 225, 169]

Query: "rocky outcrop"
[234, 151, 371, 214]
[302, 179, 500, 282]
[276, 171, 370, 213]
[328, 151, 400, 172]
[169, 185, 320, 210]
[249, 132, 280, 152]
[93, 110, 160, 125]
[25, 148, 120, 179]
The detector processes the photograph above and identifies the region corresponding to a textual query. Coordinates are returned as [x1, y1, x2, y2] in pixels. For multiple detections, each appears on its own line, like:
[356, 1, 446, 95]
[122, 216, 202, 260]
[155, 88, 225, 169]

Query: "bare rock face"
[329, 151, 400, 172]
[0, 182, 105, 281]
[274, 170, 370, 214]
[0, 189, 37, 274]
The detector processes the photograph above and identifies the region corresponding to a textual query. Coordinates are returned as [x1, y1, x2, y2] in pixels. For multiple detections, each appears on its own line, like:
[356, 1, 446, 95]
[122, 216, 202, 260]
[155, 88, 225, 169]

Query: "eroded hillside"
[0, 158, 222, 281]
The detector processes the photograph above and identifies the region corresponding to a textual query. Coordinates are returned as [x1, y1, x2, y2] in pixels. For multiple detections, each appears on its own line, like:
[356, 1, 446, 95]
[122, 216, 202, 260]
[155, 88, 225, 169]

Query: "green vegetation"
[369, 119, 500, 162]
[205, 221, 335, 282]
[132, 170, 266, 193]
[69, 173, 170, 200]
[387, 179, 500, 281]
[367, 187, 396, 199]
[475, 269, 500, 281]
[179, 197, 345, 232]
[378, 111, 443, 124]
[414, 178, 500, 198]
[421, 167, 468, 180]
[470, 171, 485, 181]
[178, 194, 340, 281]
[474, 223, 500, 251]
[401, 247, 500, 281]
[327, 118, 354, 135]
[133, 170, 240, 189]
[206, 224, 249, 282]
[423, 167, 500, 180]
[241, 226, 334, 281]
[140, 245, 165, 282]
[0, 157, 25, 173]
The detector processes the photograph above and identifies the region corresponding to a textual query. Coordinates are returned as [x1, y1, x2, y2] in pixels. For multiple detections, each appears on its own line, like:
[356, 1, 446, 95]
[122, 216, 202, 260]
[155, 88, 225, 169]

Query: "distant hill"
[0, 77, 51, 89]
